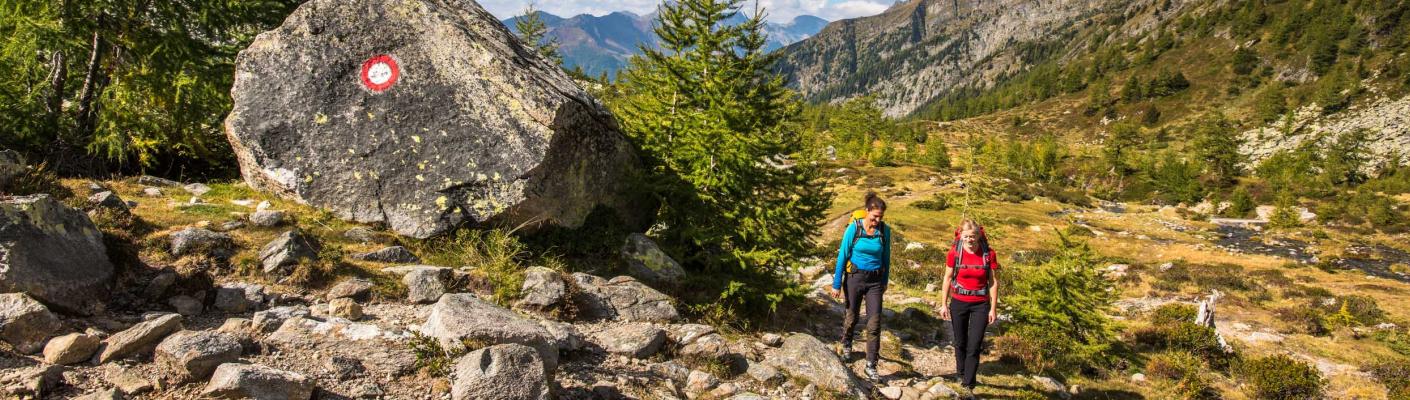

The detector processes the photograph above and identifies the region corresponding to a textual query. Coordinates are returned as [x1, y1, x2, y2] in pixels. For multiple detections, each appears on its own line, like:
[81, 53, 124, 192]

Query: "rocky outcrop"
[0, 195, 115, 315]
[620, 233, 686, 286]
[224, 0, 652, 239]
[0, 293, 62, 354]
[202, 363, 314, 400]
[571, 274, 679, 322]
[1240, 97, 1410, 172]
[421, 294, 559, 371]
[451, 344, 551, 400]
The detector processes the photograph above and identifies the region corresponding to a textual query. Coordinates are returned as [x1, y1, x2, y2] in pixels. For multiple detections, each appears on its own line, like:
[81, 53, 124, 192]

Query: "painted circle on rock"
[360, 54, 399, 92]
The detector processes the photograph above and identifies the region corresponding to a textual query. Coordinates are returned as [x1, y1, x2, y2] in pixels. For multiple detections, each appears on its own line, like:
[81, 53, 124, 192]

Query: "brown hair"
[864, 192, 887, 211]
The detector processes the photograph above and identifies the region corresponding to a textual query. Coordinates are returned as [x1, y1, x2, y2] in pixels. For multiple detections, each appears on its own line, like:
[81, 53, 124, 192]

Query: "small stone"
[326, 278, 376, 301]
[686, 370, 719, 393]
[168, 295, 203, 316]
[880, 386, 903, 399]
[514, 267, 566, 314]
[143, 272, 178, 300]
[343, 227, 381, 243]
[450, 344, 550, 400]
[43, 333, 102, 365]
[155, 330, 244, 380]
[137, 175, 181, 187]
[249, 209, 287, 227]
[746, 361, 780, 383]
[184, 183, 212, 196]
[202, 363, 315, 400]
[329, 298, 363, 320]
[217, 318, 254, 334]
[324, 356, 366, 379]
[259, 229, 321, 275]
[251, 305, 312, 333]
[74, 389, 123, 400]
[1130, 373, 1146, 382]
[760, 333, 783, 346]
[168, 227, 235, 258]
[142, 187, 163, 197]
[350, 245, 420, 263]
[106, 369, 154, 395]
[89, 191, 129, 212]
[213, 284, 265, 313]
[593, 324, 667, 359]
[403, 266, 452, 304]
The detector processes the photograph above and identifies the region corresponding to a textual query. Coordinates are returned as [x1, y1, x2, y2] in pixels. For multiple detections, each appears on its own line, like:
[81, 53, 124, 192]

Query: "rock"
[89, 191, 129, 212]
[214, 284, 267, 313]
[0, 293, 62, 353]
[249, 210, 287, 227]
[224, 0, 651, 239]
[259, 229, 321, 275]
[323, 356, 365, 379]
[421, 293, 559, 371]
[105, 368, 153, 395]
[451, 344, 550, 400]
[185, 183, 213, 196]
[686, 370, 719, 393]
[3, 365, 65, 397]
[679, 333, 730, 361]
[74, 389, 123, 400]
[620, 233, 686, 286]
[329, 298, 363, 320]
[649, 361, 691, 382]
[572, 273, 679, 322]
[402, 266, 452, 303]
[155, 330, 244, 380]
[667, 324, 717, 346]
[169, 227, 236, 258]
[514, 267, 566, 313]
[98, 313, 183, 363]
[138, 175, 181, 187]
[0, 195, 116, 314]
[904, 242, 926, 252]
[881, 386, 903, 399]
[43, 332, 101, 364]
[746, 361, 780, 383]
[218, 318, 254, 334]
[1130, 373, 1146, 382]
[927, 381, 958, 397]
[326, 278, 376, 301]
[142, 187, 163, 197]
[144, 272, 178, 300]
[168, 295, 204, 316]
[350, 245, 420, 263]
[203, 363, 314, 400]
[1031, 376, 1069, 398]
[343, 227, 383, 243]
[924, 283, 937, 293]
[537, 319, 585, 352]
[252, 305, 311, 332]
[592, 323, 667, 359]
[759, 333, 783, 347]
[766, 333, 856, 394]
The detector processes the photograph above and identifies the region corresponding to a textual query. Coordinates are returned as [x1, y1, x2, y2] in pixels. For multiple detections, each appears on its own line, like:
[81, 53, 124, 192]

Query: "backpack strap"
[844, 219, 864, 274]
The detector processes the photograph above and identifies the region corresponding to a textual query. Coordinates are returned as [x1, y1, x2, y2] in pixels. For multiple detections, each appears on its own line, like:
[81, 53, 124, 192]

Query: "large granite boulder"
[420, 294, 558, 372]
[224, 0, 652, 238]
[0, 194, 115, 314]
[571, 274, 679, 323]
[765, 334, 858, 395]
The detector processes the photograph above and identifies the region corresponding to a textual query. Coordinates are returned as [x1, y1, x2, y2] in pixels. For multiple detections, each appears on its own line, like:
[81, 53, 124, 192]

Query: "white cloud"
[481, 0, 891, 23]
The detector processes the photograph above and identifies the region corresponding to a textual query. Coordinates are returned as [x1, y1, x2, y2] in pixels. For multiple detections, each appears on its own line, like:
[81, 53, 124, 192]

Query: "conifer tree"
[610, 0, 830, 284]
[1191, 112, 1244, 186]
[514, 3, 562, 65]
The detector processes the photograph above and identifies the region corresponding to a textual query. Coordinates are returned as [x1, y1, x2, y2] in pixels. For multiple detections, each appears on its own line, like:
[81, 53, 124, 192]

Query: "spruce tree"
[513, 3, 562, 65]
[1191, 111, 1244, 186]
[610, 0, 831, 302]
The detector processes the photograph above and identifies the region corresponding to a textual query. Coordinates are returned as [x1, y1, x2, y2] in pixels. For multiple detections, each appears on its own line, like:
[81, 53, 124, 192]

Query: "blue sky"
[479, 0, 894, 23]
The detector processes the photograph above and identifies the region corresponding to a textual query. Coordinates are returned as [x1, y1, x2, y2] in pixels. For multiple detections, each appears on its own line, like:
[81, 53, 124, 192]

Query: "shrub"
[1150, 303, 1197, 326]
[911, 193, 952, 211]
[1174, 373, 1222, 400]
[1364, 358, 1410, 399]
[1372, 328, 1410, 357]
[1315, 295, 1385, 327]
[1275, 307, 1329, 335]
[407, 332, 488, 377]
[1236, 354, 1326, 400]
[1131, 322, 1232, 369]
[1146, 351, 1203, 380]
[417, 229, 530, 306]
[0, 162, 73, 200]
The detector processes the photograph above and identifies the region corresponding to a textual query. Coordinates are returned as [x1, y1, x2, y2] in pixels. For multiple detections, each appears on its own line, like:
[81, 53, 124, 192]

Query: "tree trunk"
[74, 30, 105, 138]
[44, 50, 66, 128]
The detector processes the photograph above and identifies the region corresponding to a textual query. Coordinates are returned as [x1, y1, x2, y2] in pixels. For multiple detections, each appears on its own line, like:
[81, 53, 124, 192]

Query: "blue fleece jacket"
[832, 221, 891, 289]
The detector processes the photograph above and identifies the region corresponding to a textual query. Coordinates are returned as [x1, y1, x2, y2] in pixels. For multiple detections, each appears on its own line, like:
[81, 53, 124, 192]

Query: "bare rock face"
[225, 0, 652, 238]
[0, 195, 115, 315]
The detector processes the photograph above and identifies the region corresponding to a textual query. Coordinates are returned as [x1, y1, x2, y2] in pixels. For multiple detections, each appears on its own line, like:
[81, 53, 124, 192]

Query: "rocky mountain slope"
[503, 12, 828, 78]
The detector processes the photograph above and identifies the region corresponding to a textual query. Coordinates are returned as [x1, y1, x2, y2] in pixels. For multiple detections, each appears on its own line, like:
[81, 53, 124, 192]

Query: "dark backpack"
[949, 226, 992, 296]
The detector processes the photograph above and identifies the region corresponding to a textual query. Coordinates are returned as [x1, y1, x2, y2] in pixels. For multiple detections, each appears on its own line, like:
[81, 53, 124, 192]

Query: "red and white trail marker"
[360, 54, 400, 92]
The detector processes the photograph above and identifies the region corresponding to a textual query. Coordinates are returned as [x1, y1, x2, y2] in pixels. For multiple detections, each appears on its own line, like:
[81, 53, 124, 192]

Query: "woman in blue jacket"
[830, 192, 891, 381]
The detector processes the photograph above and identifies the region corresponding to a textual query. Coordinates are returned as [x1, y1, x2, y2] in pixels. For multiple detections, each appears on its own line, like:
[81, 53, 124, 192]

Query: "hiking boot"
[960, 385, 977, 400]
[864, 363, 880, 381]
[835, 341, 851, 360]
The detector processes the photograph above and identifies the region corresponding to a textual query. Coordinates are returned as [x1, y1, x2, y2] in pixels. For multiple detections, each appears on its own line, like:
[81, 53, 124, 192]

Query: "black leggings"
[950, 297, 990, 388]
[841, 271, 885, 364]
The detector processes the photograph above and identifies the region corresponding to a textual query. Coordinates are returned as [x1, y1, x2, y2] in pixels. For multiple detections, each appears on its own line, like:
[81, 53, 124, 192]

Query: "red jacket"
[945, 248, 1000, 303]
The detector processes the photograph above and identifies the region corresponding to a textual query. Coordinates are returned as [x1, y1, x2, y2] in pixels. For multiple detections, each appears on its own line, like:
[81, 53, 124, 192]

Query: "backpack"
[949, 225, 993, 297]
[842, 210, 889, 274]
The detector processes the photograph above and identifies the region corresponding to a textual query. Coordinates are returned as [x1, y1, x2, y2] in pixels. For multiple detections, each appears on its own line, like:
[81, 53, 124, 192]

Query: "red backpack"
[949, 226, 992, 297]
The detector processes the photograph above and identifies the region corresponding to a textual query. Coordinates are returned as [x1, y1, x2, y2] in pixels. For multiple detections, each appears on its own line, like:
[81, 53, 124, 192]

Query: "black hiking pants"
[950, 297, 990, 388]
[841, 270, 885, 365]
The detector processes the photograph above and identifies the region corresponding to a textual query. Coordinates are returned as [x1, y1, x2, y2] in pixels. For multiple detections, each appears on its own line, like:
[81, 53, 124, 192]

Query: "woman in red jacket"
[938, 219, 1000, 397]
